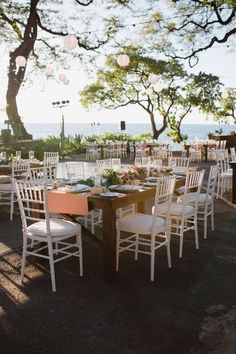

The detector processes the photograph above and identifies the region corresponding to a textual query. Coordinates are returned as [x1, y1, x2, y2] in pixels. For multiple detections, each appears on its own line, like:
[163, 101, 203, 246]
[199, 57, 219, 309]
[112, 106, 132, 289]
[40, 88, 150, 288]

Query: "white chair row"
[116, 168, 218, 280]
[0, 152, 59, 220]
[215, 149, 232, 198]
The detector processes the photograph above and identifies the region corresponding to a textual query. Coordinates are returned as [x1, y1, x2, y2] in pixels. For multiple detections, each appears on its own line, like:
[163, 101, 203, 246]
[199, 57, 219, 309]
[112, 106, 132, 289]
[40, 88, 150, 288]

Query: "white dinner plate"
[110, 185, 141, 191]
[58, 185, 90, 193]
[143, 182, 157, 186]
[100, 192, 122, 197]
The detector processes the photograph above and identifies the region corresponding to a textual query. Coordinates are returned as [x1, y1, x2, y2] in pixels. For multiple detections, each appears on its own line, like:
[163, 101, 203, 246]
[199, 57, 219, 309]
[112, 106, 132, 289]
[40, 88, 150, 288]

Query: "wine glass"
[134, 157, 142, 167]
[15, 151, 21, 160]
[0, 151, 6, 162]
[29, 150, 34, 160]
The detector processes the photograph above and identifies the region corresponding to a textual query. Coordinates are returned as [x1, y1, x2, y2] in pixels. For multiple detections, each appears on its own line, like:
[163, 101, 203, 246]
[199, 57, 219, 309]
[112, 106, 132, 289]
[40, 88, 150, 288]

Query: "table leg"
[149, 146, 152, 156]
[102, 208, 117, 281]
[100, 146, 104, 160]
[231, 165, 236, 204]
[204, 146, 208, 163]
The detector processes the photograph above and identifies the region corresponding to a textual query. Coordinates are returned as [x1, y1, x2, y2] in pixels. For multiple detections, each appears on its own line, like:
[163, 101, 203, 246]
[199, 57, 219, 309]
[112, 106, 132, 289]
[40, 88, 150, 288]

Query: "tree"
[80, 47, 221, 141]
[216, 88, 236, 123]
[167, 72, 222, 142]
[0, 0, 131, 139]
[143, 0, 236, 67]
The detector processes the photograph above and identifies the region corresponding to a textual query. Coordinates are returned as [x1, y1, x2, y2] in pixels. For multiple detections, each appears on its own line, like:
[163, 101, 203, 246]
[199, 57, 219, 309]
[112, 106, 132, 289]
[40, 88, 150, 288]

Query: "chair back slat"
[15, 180, 51, 234]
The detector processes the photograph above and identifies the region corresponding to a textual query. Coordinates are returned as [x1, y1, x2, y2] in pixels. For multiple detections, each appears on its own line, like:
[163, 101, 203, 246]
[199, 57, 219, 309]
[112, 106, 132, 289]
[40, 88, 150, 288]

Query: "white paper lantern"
[222, 88, 229, 99]
[148, 73, 158, 84]
[145, 87, 153, 96]
[59, 73, 66, 82]
[45, 66, 54, 76]
[15, 56, 26, 67]
[64, 34, 78, 50]
[63, 78, 70, 85]
[117, 54, 130, 67]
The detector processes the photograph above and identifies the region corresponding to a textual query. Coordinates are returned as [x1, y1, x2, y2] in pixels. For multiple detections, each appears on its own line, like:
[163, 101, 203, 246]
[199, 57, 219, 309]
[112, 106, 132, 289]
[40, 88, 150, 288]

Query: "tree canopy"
[143, 0, 236, 67]
[0, 0, 133, 138]
[80, 46, 222, 141]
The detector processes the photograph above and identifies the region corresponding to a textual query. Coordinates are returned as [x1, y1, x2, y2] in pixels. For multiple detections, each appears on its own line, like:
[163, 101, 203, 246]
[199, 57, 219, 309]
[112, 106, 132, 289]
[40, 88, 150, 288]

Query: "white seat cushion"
[220, 171, 232, 177]
[177, 193, 212, 204]
[0, 183, 13, 191]
[117, 212, 166, 235]
[27, 218, 81, 237]
[0, 175, 11, 183]
[175, 186, 185, 194]
[172, 167, 188, 174]
[159, 202, 194, 216]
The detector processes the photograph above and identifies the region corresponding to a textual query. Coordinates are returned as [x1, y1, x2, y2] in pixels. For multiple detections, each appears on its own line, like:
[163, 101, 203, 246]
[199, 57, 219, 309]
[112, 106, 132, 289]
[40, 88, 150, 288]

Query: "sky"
[0, 2, 236, 127]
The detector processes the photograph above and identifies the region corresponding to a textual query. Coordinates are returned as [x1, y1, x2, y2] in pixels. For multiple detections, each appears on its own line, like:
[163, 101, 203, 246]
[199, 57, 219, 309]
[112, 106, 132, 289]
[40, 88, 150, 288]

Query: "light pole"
[90, 121, 100, 135]
[52, 100, 70, 158]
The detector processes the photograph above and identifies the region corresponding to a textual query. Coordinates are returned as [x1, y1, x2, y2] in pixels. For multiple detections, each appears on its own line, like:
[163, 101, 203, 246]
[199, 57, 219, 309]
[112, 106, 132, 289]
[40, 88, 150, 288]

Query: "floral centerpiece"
[102, 168, 121, 187]
[120, 166, 147, 184]
[150, 166, 172, 177]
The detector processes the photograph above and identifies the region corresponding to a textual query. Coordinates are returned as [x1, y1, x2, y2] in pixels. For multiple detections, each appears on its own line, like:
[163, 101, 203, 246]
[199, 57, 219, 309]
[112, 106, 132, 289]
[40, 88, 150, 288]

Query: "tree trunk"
[6, 0, 39, 140]
[149, 112, 159, 139]
[151, 113, 168, 140]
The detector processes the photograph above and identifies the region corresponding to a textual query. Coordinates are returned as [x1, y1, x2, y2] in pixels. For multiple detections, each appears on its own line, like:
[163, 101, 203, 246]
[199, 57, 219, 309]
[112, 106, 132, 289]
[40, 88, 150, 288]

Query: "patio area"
[0, 161, 236, 354]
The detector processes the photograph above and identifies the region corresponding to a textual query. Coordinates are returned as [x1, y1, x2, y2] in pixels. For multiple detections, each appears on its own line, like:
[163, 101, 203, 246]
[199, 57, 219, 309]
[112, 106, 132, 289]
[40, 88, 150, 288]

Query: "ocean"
[1, 122, 236, 141]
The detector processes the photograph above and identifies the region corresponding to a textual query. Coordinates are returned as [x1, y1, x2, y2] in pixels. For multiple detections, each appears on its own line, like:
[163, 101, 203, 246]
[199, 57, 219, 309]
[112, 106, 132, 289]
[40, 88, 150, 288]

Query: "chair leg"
[77, 234, 83, 276]
[150, 236, 155, 282]
[211, 210, 214, 231]
[204, 215, 208, 239]
[48, 241, 56, 292]
[91, 210, 95, 234]
[179, 220, 184, 258]
[194, 218, 199, 249]
[20, 237, 27, 282]
[166, 236, 171, 268]
[134, 234, 139, 260]
[10, 191, 14, 221]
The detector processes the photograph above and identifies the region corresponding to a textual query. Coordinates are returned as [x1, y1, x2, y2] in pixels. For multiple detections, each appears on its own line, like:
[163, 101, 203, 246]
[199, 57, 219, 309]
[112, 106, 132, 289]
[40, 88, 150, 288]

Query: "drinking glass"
[15, 151, 21, 159]
[0, 152, 6, 162]
[29, 151, 34, 160]
[134, 157, 142, 167]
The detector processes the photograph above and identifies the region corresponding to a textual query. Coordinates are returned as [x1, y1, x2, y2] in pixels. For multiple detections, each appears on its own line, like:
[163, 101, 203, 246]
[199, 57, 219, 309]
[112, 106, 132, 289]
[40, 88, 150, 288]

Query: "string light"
[15, 56, 26, 67]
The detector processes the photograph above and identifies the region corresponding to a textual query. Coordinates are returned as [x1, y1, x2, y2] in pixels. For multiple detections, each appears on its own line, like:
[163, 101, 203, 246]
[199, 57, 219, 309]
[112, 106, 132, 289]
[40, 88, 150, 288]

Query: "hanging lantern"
[222, 88, 229, 99]
[59, 73, 66, 82]
[64, 34, 78, 50]
[63, 78, 70, 85]
[15, 56, 26, 67]
[117, 54, 130, 67]
[148, 73, 158, 84]
[45, 66, 54, 76]
[145, 87, 153, 96]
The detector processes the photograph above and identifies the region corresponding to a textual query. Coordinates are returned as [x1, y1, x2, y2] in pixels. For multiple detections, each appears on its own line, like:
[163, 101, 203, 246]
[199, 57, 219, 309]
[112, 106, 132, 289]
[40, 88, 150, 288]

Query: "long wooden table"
[86, 178, 185, 281]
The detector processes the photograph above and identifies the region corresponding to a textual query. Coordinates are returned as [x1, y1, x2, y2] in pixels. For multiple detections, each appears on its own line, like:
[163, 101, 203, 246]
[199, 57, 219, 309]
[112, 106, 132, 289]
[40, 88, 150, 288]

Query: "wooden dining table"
[83, 177, 185, 282]
[0, 161, 44, 176]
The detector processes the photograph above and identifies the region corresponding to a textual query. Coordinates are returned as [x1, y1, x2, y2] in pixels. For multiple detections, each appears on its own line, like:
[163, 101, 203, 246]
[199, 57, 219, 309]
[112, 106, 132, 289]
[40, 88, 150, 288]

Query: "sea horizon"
[1, 122, 236, 141]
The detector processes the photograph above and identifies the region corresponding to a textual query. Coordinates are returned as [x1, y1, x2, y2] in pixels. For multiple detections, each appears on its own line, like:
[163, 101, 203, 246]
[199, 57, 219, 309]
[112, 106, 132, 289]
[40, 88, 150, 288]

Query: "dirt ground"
[0, 161, 236, 354]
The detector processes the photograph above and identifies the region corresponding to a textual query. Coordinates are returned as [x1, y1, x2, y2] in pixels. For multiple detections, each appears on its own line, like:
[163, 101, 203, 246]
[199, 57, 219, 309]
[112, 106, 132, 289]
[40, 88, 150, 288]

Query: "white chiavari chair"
[116, 176, 176, 281]
[15, 180, 83, 292]
[0, 158, 30, 220]
[161, 170, 205, 258]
